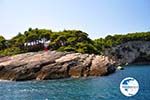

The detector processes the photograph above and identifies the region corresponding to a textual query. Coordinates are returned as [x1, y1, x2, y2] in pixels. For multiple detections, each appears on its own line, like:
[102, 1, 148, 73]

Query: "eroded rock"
[0, 50, 116, 81]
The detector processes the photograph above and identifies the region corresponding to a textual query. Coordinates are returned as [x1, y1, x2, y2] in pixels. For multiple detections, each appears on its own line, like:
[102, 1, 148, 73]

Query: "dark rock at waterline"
[106, 65, 116, 75]
[0, 51, 116, 81]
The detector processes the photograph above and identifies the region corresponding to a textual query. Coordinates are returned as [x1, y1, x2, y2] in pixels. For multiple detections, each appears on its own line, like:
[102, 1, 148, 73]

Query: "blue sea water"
[0, 65, 150, 100]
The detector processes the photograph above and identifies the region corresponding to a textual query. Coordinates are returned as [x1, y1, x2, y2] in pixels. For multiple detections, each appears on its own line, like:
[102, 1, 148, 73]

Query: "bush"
[0, 47, 22, 56]
[57, 46, 76, 52]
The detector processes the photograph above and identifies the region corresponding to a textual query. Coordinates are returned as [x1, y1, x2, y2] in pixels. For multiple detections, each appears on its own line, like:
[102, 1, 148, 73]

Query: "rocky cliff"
[0, 51, 116, 81]
[105, 41, 150, 65]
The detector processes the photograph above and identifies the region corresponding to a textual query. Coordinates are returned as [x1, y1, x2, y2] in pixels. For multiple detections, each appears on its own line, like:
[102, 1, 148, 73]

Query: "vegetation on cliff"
[0, 28, 150, 56]
[94, 32, 150, 53]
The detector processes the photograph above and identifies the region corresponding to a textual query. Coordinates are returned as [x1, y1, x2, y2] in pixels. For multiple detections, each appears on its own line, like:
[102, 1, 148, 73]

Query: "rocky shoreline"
[1, 41, 150, 81]
[0, 51, 116, 81]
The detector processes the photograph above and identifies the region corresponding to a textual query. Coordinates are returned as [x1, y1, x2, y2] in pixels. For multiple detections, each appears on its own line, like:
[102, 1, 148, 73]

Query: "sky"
[0, 0, 150, 39]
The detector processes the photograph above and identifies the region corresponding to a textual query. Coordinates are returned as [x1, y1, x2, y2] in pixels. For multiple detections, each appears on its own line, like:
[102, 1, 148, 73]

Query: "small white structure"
[43, 38, 51, 51]
[24, 37, 51, 51]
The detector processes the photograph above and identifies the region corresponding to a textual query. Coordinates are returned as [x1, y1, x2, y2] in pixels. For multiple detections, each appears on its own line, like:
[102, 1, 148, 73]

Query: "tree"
[11, 33, 25, 48]
[49, 30, 97, 54]
[0, 36, 6, 50]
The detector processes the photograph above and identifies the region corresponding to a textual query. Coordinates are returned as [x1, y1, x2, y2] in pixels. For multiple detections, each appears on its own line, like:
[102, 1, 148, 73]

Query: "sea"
[0, 65, 149, 100]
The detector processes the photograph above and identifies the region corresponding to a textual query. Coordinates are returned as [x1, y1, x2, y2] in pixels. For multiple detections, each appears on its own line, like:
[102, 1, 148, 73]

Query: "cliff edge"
[105, 41, 150, 65]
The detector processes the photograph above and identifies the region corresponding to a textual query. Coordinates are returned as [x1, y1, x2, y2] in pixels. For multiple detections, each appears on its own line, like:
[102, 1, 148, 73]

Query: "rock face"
[0, 51, 116, 81]
[105, 41, 150, 65]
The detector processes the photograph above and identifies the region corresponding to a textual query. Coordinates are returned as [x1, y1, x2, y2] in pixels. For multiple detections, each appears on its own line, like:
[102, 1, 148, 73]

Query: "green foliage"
[0, 47, 22, 56]
[0, 36, 7, 50]
[94, 31, 150, 52]
[76, 42, 98, 54]
[58, 45, 76, 52]
[49, 30, 97, 54]
[0, 28, 98, 56]
[10, 33, 25, 48]
[1, 28, 150, 56]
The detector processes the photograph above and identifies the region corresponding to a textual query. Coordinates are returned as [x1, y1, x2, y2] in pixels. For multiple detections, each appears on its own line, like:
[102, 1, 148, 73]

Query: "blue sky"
[0, 0, 150, 39]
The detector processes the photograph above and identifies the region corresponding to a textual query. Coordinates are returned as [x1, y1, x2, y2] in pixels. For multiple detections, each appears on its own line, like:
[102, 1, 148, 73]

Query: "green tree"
[11, 33, 25, 48]
[0, 36, 7, 50]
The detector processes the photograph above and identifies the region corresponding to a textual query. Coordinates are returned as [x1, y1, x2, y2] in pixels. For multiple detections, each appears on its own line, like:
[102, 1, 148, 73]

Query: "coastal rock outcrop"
[105, 41, 150, 64]
[0, 51, 116, 81]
